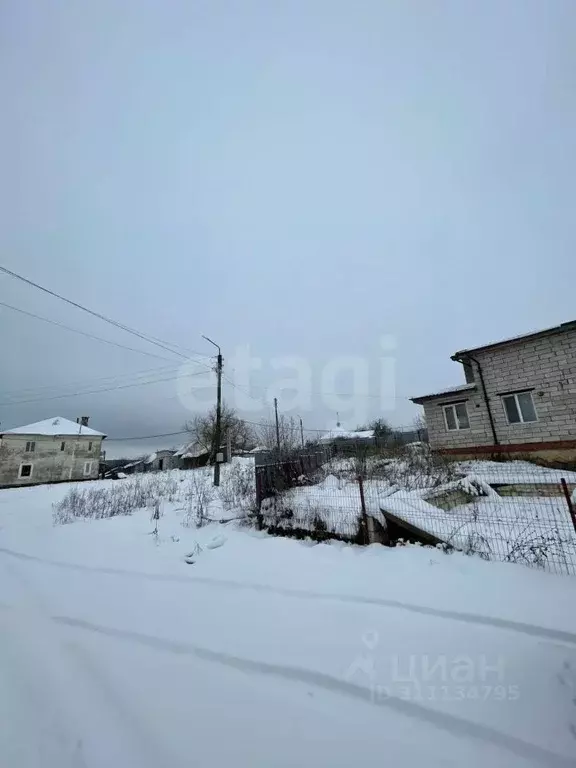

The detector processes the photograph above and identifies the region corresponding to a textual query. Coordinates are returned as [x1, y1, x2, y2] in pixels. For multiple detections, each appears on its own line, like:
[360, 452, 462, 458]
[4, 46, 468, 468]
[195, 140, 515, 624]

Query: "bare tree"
[257, 414, 300, 454]
[413, 412, 427, 442]
[356, 418, 393, 446]
[183, 403, 254, 453]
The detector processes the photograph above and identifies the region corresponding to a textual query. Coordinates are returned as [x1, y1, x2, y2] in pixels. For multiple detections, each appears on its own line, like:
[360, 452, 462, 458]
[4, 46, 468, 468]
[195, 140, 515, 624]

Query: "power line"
[0, 370, 209, 407]
[241, 417, 326, 433]
[243, 381, 411, 400]
[0, 301, 183, 363]
[105, 422, 338, 442]
[223, 376, 409, 432]
[0, 264, 210, 363]
[223, 374, 274, 408]
[223, 371, 411, 402]
[107, 418, 416, 443]
[0, 362, 185, 401]
[105, 417, 417, 443]
[107, 430, 190, 442]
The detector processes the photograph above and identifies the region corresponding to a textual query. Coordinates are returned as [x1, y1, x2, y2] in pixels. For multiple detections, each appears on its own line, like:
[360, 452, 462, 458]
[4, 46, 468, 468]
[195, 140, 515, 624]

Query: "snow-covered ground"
[260, 473, 393, 537]
[383, 489, 576, 574]
[374, 463, 576, 575]
[259, 455, 576, 574]
[457, 459, 576, 485]
[1, 468, 576, 767]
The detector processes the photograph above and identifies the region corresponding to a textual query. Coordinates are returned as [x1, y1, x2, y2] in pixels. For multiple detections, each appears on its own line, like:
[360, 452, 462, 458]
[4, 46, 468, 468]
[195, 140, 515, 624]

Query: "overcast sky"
[1, 0, 575, 458]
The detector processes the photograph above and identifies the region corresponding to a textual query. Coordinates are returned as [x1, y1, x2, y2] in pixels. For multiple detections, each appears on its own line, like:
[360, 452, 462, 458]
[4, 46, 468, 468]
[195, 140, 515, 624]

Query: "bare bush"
[220, 461, 257, 516]
[367, 445, 459, 490]
[151, 499, 162, 539]
[182, 473, 215, 528]
[53, 474, 180, 525]
[503, 521, 572, 570]
[260, 495, 361, 541]
[449, 529, 491, 560]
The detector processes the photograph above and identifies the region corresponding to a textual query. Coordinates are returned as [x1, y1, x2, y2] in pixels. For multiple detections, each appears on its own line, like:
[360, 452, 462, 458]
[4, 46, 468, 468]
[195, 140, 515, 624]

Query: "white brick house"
[411, 321, 576, 462]
[0, 417, 106, 487]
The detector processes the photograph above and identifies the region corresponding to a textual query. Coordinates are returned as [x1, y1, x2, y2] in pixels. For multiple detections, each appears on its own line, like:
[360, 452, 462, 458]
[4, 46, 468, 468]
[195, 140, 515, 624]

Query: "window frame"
[83, 461, 94, 477]
[88, 441, 93, 452]
[25, 441, 36, 453]
[501, 391, 538, 425]
[19, 463, 33, 479]
[60, 441, 66, 451]
[442, 402, 470, 431]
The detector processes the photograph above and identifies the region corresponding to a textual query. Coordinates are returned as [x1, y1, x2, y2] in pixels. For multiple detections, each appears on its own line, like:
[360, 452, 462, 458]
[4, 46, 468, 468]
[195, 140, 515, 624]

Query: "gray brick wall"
[477, 328, 576, 444]
[422, 390, 493, 450]
[0, 434, 103, 487]
[421, 327, 576, 449]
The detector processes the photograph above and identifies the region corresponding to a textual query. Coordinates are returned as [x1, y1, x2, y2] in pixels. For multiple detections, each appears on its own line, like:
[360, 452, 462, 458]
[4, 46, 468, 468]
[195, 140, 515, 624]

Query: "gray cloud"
[1, 0, 575, 458]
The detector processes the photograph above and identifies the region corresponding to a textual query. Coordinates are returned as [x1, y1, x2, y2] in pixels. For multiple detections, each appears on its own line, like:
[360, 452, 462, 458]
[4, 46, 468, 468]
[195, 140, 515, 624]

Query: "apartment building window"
[443, 402, 470, 431]
[25, 441, 35, 452]
[19, 463, 33, 478]
[502, 391, 537, 424]
[83, 461, 93, 477]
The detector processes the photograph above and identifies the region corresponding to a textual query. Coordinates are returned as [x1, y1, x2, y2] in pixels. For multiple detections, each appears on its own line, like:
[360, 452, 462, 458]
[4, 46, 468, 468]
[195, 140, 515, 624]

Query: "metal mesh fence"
[255, 445, 576, 576]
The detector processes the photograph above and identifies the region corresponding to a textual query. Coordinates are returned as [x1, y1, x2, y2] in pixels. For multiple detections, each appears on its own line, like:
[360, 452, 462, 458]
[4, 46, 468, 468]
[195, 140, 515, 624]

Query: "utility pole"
[298, 415, 304, 449]
[71, 416, 86, 482]
[274, 397, 281, 456]
[203, 335, 223, 486]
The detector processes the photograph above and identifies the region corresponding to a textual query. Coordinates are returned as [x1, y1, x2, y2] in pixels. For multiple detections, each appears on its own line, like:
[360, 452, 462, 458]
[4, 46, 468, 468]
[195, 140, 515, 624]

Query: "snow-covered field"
[1, 466, 576, 767]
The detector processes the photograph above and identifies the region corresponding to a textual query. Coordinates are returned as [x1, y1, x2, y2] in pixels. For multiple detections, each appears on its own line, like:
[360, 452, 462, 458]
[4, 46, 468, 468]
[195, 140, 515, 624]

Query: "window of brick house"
[19, 463, 33, 478]
[88, 441, 93, 452]
[502, 391, 537, 424]
[60, 442, 66, 451]
[443, 402, 470, 431]
[25, 441, 35, 452]
[83, 461, 93, 476]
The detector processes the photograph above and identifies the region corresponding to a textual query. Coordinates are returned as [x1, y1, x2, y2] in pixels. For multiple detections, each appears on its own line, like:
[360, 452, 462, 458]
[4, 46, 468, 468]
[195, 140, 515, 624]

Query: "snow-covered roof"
[143, 449, 174, 463]
[122, 460, 143, 469]
[175, 441, 212, 459]
[1, 417, 106, 438]
[183, 445, 211, 459]
[319, 428, 375, 443]
[452, 319, 576, 358]
[410, 383, 476, 403]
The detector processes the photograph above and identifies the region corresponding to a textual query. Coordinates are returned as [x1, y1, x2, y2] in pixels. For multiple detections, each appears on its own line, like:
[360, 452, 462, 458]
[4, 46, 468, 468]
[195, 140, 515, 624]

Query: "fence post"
[560, 478, 576, 535]
[357, 474, 369, 545]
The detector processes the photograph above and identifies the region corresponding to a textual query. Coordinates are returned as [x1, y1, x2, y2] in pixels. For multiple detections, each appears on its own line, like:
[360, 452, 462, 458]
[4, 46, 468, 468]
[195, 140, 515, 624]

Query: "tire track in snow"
[0, 556, 187, 768]
[2, 545, 576, 647]
[53, 613, 575, 768]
